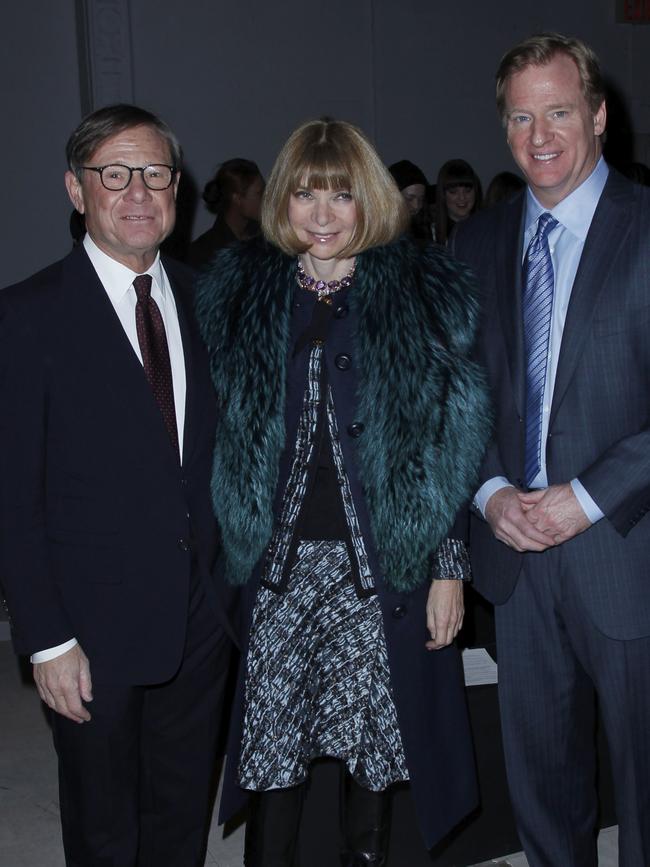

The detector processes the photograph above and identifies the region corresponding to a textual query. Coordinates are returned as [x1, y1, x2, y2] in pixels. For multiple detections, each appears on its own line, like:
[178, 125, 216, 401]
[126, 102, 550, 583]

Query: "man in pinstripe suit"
[453, 33, 650, 866]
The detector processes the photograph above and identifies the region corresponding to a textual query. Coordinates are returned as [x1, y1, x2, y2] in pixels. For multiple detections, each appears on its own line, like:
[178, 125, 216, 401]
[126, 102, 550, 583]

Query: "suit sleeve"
[0, 295, 73, 654]
[578, 436, 650, 536]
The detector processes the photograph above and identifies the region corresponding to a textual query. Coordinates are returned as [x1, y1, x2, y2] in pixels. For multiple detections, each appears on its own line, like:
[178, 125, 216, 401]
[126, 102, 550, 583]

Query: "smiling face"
[287, 184, 358, 270]
[504, 53, 606, 209]
[445, 183, 476, 221]
[65, 124, 179, 272]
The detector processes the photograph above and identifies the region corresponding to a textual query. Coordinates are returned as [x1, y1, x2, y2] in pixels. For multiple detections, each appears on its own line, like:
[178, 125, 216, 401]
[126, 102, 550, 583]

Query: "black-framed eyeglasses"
[81, 164, 177, 191]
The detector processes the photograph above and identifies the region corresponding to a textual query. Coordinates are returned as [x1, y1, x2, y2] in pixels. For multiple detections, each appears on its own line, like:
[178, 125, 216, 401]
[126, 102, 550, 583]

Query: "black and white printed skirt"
[238, 540, 409, 792]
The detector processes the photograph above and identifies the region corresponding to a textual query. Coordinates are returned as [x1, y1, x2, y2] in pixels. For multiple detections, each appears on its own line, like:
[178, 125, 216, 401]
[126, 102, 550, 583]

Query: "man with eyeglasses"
[0, 104, 233, 866]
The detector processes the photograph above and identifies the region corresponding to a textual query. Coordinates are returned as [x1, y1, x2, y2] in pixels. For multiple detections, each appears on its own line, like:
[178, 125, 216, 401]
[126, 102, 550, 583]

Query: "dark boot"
[340, 772, 391, 866]
[244, 784, 305, 867]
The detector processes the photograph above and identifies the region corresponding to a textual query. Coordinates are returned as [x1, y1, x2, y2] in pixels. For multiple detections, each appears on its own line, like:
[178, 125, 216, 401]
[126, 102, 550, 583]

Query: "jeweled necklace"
[296, 259, 355, 298]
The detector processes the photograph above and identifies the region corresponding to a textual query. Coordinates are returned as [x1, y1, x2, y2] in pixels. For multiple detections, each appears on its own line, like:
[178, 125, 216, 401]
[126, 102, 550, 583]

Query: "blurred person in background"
[484, 170, 525, 207]
[189, 157, 264, 267]
[434, 158, 482, 245]
[388, 158, 432, 241]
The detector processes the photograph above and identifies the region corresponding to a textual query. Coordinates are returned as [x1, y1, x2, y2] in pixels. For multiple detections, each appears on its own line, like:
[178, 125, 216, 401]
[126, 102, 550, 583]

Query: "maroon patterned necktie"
[133, 274, 180, 459]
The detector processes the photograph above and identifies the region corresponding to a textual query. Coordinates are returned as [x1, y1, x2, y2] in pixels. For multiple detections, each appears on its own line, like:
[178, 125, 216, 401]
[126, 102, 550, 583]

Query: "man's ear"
[65, 170, 85, 213]
[594, 100, 607, 137]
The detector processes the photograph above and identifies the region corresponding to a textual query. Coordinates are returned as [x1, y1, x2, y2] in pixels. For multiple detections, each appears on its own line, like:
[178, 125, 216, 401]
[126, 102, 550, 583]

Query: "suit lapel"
[497, 194, 526, 418]
[62, 247, 183, 470]
[550, 172, 633, 425]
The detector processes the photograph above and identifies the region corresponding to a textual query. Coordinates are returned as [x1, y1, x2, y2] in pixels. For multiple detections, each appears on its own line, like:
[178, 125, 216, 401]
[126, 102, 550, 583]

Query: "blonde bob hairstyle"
[262, 118, 409, 257]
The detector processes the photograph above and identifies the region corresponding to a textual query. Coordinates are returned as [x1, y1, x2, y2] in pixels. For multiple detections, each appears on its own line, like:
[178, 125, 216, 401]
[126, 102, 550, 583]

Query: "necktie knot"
[534, 212, 558, 244]
[133, 274, 153, 301]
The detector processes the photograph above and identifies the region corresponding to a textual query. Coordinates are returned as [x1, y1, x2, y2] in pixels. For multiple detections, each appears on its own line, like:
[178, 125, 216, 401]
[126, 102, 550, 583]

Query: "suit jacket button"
[334, 304, 349, 319]
[335, 353, 351, 370]
[178, 538, 190, 552]
[392, 605, 407, 619]
[347, 422, 365, 438]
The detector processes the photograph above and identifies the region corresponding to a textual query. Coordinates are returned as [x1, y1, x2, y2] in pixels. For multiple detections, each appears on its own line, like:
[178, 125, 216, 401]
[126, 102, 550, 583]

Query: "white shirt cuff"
[570, 478, 604, 524]
[474, 477, 514, 518]
[31, 638, 78, 664]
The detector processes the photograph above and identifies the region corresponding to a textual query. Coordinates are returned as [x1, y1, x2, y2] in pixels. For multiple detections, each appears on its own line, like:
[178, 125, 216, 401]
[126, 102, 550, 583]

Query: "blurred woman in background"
[484, 170, 525, 208]
[388, 159, 432, 241]
[189, 158, 264, 267]
[434, 158, 481, 245]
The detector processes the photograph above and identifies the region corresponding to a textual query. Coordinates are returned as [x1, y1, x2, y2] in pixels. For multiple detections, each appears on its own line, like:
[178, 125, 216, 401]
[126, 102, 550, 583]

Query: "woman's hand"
[425, 580, 464, 650]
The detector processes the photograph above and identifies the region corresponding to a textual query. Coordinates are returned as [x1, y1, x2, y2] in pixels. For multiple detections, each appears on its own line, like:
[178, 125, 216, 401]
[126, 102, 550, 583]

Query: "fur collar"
[196, 237, 490, 591]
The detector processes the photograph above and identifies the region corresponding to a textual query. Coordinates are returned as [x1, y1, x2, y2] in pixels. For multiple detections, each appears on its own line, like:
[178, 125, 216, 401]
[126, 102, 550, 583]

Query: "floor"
[0, 635, 619, 867]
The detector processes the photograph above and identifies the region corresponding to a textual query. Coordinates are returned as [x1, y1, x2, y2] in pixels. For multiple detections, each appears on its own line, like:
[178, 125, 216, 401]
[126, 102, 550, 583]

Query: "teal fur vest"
[195, 237, 491, 592]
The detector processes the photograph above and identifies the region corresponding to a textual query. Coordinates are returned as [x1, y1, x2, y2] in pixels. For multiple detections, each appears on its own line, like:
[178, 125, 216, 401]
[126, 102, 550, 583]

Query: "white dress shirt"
[475, 158, 609, 521]
[31, 235, 187, 663]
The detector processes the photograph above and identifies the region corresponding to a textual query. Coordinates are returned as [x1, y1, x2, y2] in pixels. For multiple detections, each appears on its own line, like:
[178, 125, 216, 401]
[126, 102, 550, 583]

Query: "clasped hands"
[485, 482, 591, 552]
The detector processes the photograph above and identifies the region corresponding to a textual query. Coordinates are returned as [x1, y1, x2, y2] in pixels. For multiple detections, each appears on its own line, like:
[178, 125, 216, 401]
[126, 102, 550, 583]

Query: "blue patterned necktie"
[523, 212, 558, 487]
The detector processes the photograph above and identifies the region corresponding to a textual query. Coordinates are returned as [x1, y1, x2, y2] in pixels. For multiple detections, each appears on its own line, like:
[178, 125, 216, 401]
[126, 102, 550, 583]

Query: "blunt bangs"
[288, 136, 354, 194]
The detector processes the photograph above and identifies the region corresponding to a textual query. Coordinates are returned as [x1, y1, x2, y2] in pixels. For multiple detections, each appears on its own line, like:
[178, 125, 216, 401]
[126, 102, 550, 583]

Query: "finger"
[517, 490, 546, 505]
[54, 696, 90, 723]
[49, 681, 91, 723]
[497, 523, 552, 551]
[79, 662, 93, 704]
[60, 687, 91, 722]
[33, 670, 57, 710]
[426, 615, 455, 649]
[37, 684, 57, 710]
[517, 516, 556, 544]
[492, 509, 554, 547]
[426, 632, 452, 650]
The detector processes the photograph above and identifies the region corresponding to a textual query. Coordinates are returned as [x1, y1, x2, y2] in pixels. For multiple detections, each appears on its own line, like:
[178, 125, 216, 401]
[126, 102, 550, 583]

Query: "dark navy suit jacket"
[454, 169, 650, 640]
[0, 245, 225, 683]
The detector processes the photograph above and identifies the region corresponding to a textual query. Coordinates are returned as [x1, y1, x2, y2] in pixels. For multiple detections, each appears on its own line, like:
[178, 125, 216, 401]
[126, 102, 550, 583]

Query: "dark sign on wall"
[617, 0, 650, 22]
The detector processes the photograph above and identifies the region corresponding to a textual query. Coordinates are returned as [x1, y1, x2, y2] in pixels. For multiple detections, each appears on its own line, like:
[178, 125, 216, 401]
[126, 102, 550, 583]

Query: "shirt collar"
[524, 156, 609, 242]
[83, 234, 165, 304]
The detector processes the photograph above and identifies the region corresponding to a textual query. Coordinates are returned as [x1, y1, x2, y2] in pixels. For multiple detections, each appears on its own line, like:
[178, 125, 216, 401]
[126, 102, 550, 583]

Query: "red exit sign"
[617, 0, 650, 21]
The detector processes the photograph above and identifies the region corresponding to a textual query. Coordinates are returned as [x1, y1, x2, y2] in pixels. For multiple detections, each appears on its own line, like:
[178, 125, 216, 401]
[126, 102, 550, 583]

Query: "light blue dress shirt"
[475, 157, 609, 522]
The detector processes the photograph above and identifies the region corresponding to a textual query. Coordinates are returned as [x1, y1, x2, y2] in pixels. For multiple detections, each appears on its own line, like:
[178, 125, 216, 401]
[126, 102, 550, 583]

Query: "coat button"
[392, 605, 407, 619]
[334, 304, 349, 319]
[347, 422, 365, 438]
[178, 538, 190, 552]
[335, 353, 351, 370]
